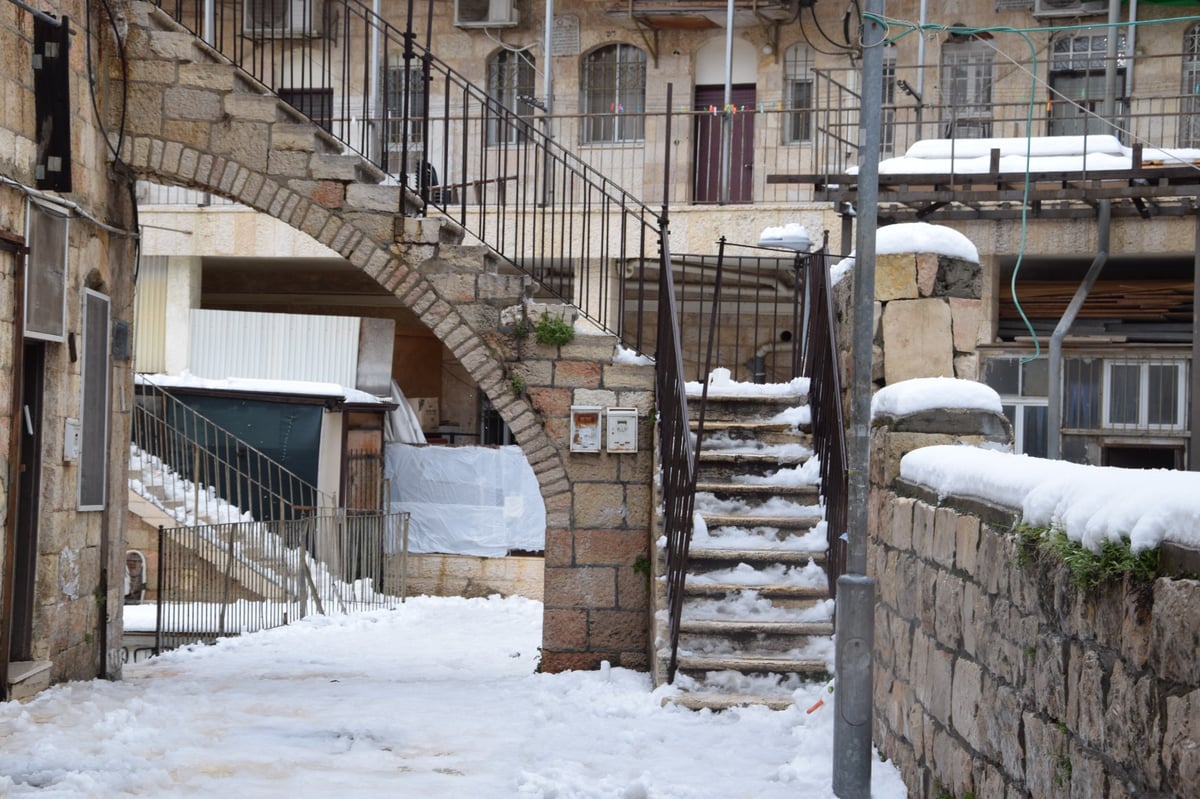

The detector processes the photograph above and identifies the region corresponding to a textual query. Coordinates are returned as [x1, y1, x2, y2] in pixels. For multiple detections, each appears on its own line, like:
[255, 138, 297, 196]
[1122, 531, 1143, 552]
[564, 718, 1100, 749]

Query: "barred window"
[784, 44, 813, 143]
[487, 48, 535, 145]
[383, 64, 425, 146]
[940, 38, 994, 138]
[581, 44, 646, 143]
[1182, 25, 1200, 147]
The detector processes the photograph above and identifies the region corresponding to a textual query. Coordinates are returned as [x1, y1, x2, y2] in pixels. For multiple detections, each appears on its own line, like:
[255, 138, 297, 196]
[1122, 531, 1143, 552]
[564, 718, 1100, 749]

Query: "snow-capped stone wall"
[868, 406, 1200, 798]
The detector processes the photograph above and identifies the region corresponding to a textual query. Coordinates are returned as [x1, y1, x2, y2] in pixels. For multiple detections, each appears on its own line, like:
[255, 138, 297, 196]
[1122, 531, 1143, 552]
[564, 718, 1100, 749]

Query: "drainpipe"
[1047, 200, 1111, 460]
[1126, 0, 1138, 101]
[719, 0, 734, 205]
[0, 234, 27, 699]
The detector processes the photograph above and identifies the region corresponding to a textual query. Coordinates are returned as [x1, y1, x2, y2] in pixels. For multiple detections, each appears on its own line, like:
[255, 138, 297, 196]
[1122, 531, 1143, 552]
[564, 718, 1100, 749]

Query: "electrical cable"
[863, 11, 1200, 361]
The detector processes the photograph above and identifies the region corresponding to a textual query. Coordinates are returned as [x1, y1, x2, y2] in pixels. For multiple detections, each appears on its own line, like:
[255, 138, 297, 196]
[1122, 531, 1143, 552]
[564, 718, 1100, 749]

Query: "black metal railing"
[801, 245, 848, 595]
[132, 378, 335, 523]
[150, 0, 663, 346]
[154, 510, 409, 652]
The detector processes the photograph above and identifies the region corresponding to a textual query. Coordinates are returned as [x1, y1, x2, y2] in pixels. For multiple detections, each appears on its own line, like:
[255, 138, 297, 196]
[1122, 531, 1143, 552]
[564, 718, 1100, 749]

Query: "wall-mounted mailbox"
[64, 417, 81, 462]
[606, 407, 638, 453]
[570, 406, 602, 453]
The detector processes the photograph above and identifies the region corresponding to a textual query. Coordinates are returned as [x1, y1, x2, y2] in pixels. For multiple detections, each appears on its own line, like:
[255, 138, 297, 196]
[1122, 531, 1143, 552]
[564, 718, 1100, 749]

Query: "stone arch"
[117, 1, 657, 672]
[121, 132, 571, 509]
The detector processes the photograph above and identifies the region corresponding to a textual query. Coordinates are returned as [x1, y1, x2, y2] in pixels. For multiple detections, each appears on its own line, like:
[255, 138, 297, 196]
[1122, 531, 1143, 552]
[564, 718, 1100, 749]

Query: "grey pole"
[719, 0, 734, 205]
[833, 0, 883, 796]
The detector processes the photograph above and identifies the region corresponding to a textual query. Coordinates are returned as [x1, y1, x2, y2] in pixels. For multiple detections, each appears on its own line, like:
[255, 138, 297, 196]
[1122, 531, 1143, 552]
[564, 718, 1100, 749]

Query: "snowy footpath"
[0, 595, 906, 798]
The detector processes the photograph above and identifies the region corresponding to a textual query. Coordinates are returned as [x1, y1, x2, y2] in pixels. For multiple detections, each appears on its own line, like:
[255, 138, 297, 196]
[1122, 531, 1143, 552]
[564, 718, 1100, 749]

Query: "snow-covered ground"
[0, 596, 907, 798]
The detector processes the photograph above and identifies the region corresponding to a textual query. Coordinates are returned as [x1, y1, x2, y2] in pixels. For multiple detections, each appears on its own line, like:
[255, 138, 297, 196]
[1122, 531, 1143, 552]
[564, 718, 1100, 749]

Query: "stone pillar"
[836, 246, 983, 393]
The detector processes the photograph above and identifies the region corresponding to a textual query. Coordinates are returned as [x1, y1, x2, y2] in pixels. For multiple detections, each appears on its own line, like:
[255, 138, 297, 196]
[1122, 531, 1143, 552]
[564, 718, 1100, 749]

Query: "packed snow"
[137, 371, 386, 404]
[0, 596, 907, 798]
[827, 222, 980, 283]
[686, 367, 809, 399]
[872, 377, 1003, 419]
[902, 445, 1200, 553]
[852, 134, 1200, 176]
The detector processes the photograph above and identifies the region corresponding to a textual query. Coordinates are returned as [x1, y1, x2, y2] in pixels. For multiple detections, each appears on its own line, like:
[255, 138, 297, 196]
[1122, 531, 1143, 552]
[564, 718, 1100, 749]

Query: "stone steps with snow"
[656, 372, 834, 711]
[694, 482, 820, 503]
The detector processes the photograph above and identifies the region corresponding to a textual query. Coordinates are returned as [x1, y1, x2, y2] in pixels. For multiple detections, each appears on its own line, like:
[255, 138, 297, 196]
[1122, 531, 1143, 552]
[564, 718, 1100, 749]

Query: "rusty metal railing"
[801, 243, 848, 595]
[153, 510, 409, 652]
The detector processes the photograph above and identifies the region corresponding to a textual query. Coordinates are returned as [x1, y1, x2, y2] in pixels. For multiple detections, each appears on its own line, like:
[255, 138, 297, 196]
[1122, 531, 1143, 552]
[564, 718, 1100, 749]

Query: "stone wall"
[869, 411, 1200, 798]
[2, 0, 136, 696]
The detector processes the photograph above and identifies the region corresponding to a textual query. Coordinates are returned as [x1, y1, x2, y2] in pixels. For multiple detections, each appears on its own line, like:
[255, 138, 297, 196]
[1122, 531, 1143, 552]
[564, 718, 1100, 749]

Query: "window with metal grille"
[982, 356, 1049, 457]
[383, 64, 425, 149]
[783, 44, 813, 144]
[1182, 25, 1200, 147]
[25, 200, 69, 342]
[279, 87, 333, 132]
[581, 44, 646, 144]
[487, 49, 535, 145]
[1103, 360, 1187, 430]
[940, 38, 994, 138]
[79, 289, 110, 510]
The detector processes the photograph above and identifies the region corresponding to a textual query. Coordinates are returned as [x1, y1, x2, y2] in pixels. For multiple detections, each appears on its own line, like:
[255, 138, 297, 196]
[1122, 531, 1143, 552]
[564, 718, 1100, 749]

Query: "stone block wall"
[494, 305, 656, 671]
[869, 414, 1200, 798]
[836, 250, 983, 392]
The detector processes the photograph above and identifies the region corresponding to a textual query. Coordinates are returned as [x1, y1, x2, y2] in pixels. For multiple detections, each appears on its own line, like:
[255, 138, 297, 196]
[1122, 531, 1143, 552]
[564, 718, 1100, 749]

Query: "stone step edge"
[698, 451, 811, 464]
[698, 514, 822, 529]
[663, 693, 794, 712]
[686, 547, 825, 563]
[695, 482, 820, 496]
[675, 654, 830, 674]
[683, 583, 829, 598]
[679, 619, 834, 636]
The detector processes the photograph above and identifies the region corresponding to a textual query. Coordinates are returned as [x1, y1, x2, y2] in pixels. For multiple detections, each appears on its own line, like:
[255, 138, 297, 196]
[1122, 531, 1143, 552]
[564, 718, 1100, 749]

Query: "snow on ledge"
[685, 367, 809, 399]
[871, 377, 1002, 420]
[830, 222, 980, 283]
[900, 445, 1200, 553]
[136, 372, 385, 404]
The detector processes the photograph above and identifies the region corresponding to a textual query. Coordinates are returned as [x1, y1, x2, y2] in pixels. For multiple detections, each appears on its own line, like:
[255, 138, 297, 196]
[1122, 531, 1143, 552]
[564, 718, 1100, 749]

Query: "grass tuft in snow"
[1016, 524, 1158, 591]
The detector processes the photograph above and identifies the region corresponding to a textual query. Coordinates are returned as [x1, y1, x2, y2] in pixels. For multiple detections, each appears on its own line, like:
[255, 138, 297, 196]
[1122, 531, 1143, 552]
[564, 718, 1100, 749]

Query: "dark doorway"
[693, 85, 756, 204]
[12, 342, 46, 661]
[1101, 444, 1181, 470]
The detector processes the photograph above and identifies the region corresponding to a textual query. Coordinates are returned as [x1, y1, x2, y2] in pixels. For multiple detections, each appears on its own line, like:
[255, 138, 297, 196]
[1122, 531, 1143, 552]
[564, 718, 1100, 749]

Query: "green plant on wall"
[534, 313, 575, 346]
[509, 372, 526, 397]
[1014, 523, 1158, 590]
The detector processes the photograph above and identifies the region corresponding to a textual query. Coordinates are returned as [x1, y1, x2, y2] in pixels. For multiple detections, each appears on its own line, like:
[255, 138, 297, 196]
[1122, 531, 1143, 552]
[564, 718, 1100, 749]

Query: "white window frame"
[1002, 398, 1049, 457]
[1101, 360, 1187, 431]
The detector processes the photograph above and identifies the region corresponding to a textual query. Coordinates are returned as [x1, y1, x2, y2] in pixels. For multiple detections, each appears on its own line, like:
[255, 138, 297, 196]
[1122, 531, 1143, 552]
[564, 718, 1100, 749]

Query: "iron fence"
[155, 510, 409, 652]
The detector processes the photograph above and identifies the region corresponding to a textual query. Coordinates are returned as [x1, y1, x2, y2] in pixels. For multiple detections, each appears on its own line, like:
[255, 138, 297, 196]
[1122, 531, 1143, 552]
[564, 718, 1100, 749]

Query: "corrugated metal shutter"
[188, 309, 361, 387]
[79, 289, 110, 510]
[134, 255, 168, 373]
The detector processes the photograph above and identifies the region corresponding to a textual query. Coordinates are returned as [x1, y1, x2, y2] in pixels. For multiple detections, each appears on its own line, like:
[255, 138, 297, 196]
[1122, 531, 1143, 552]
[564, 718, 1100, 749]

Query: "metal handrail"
[131, 378, 336, 524]
[149, 0, 663, 348]
[801, 241, 849, 595]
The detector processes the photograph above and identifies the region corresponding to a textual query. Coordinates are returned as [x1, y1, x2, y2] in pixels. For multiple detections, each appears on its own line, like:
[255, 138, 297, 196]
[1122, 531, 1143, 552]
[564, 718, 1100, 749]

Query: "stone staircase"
[655, 385, 836, 710]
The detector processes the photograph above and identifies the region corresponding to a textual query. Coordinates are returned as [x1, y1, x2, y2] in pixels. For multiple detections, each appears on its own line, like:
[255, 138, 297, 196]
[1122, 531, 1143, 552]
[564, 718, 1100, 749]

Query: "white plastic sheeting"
[385, 443, 545, 556]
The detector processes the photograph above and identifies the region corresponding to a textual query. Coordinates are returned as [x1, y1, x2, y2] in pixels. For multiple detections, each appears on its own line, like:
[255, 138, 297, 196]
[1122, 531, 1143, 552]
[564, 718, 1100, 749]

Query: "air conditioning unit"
[454, 0, 518, 28]
[244, 0, 322, 37]
[1032, 0, 1106, 18]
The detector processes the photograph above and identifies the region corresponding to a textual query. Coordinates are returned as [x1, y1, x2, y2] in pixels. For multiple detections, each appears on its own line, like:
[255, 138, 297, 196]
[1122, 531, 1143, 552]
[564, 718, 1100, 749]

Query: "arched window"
[487, 48, 535, 145]
[940, 35, 994, 138]
[581, 44, 646, 143]
[1182, 25, 1200, 147]
[783, 44, 813, 143]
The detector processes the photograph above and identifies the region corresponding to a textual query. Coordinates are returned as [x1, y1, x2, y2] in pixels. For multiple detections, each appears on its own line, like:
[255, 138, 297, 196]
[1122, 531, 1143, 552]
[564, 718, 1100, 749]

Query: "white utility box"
[606, 407, 638, 453]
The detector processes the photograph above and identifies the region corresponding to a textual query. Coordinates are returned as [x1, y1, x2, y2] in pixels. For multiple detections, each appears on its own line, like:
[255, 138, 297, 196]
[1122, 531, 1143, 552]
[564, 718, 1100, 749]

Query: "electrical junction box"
[64, 417, 81, 462]
[570, 406, 602, 453]
[606, 407, 638, 453]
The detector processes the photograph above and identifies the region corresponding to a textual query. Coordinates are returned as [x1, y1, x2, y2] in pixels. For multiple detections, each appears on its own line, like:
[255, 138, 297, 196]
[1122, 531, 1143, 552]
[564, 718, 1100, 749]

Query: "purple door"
[693, 85, 756, 204]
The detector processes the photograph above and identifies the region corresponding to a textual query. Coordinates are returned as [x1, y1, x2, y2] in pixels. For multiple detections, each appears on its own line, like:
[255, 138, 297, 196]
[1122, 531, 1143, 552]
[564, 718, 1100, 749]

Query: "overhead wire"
[862, 11, 1200, 361]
